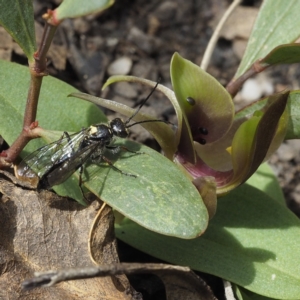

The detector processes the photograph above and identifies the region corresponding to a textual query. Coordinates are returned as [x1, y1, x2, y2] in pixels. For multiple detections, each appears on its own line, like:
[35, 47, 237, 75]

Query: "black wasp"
[17, 82, 166, 197]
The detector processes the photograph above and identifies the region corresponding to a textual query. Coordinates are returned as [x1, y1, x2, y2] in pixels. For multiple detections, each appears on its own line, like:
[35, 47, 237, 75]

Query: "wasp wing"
[17, 129, 88, 179]
[38, 141, 105, 189]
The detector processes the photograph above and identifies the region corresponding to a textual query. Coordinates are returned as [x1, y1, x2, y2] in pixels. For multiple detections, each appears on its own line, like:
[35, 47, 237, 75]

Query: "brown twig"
[22, 263, 190, 290]
[0, 12, 58, 167]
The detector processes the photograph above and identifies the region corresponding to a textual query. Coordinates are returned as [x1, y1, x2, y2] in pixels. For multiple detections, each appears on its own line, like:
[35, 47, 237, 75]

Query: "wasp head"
[110, 118, 129, 138]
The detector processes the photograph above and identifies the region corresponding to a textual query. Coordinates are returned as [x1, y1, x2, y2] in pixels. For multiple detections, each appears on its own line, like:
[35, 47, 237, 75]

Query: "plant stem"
[22, 263, 191, 290]
[34, 21, 57, 73]
[201, 0, 242, 71]
[0, 15, 58, 167]
[226, 59, 267, 97]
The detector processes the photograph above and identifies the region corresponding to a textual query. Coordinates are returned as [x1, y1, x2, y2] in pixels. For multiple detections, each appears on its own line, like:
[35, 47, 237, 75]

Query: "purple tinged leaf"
[170, 53, 235, 163]
[218, 91, 289, 194]
[192, 176, 217, 220]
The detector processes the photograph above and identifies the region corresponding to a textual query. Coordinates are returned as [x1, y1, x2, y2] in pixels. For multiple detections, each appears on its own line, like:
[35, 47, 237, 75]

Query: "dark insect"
[17, 82, 166, 198]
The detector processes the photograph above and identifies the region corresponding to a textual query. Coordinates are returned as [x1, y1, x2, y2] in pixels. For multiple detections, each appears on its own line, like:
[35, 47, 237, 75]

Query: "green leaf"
[55, 0, 114, 21]
[234, 285, 283, 300]
[235, 91, 300, 140]
[0, 60, 208, 236]
[261, 43, 300, 66]
[286, 91, 300, 139]
[116, 183, 300, 299]
[218, 92, 288, 195]
[246, 92, 288, 177]
[0, 0, 36, 61]
[171, 53, 234, 143]
[84, 139, 208, 238]
[53, 174, 86, 206]
[236, 0, 300, 77]
[37, 128, 208, 237]
[0, 59, 106, 155]
[171, 52, 234, 163]
[246, 163, 285, 205]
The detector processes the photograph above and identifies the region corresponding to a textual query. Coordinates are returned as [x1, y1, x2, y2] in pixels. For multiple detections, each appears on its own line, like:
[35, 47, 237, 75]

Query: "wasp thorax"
[110, 118, 129, 138]
[89, 125, 113, 142]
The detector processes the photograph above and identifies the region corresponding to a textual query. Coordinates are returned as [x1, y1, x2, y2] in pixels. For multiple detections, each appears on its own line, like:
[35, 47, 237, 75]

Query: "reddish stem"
[226, 59, 269, 98]
[0, 12, 58, 167]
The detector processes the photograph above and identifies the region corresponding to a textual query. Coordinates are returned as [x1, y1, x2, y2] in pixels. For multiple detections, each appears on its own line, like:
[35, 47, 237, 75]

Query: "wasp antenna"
[125, 80, 160, 125]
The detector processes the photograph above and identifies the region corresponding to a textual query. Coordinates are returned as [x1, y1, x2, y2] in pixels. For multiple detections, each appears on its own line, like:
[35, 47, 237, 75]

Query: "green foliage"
[234, 285, 281, 300]
[170, 52, 234, 163]
[84, 139, 208, 238]
[0, 0, 36, 61]
[116, 165, 300, 300]
[0, 60, 106, 155]
[236, 0, 300, 77]
[262, 43, 300, 66]
[55, 0, 114, 21]
[235, 91, 300, 141]
[0, 60, 208, 238]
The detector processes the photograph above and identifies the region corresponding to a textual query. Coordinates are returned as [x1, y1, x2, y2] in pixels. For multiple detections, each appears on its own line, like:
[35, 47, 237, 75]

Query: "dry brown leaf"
[156, 269, 217, 300]
[89, 204, 134, 297]
[0, 175, 132, 299]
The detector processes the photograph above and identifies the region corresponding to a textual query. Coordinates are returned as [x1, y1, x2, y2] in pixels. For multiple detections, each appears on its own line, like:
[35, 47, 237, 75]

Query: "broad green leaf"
[38, 128, 208, 237]
[0, 60, 208, 237]
[116, 183, 300, 299]
[236, 0, 300, 77]
[261, 43, 300, 66]
[235, 91, 300, 140]
[246, 163, 285, 205]
[85, 139, 207, 238]
[51, 172, 85, 206]
[234, 285, 283, 300]
[0, 59, 106, 155]
[55, 0, 114, 21]
[0, 0, 35, 61]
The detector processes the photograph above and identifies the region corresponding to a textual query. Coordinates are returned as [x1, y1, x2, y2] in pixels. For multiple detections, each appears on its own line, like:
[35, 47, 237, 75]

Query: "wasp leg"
[78, 164, 89, 204]
[101, 155, 137, 178]
[106, 145, 144, 155]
